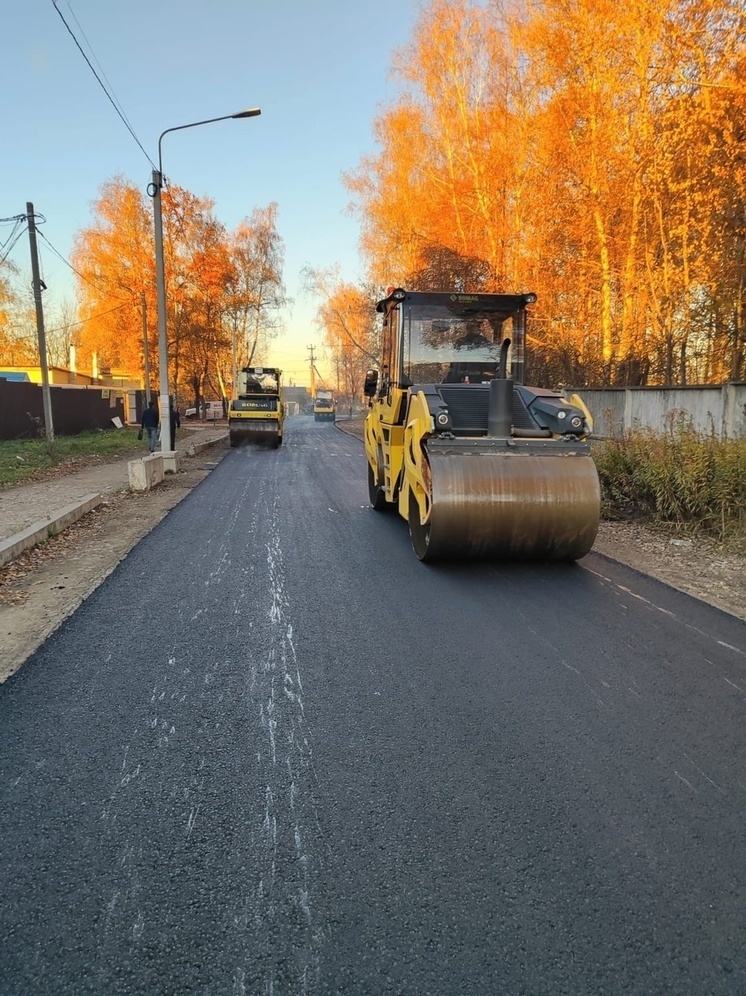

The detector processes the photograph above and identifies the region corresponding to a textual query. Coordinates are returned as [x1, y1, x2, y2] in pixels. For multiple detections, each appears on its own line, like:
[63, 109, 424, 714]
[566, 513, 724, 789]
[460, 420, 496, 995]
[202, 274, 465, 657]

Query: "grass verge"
[0, 428, 149, 488]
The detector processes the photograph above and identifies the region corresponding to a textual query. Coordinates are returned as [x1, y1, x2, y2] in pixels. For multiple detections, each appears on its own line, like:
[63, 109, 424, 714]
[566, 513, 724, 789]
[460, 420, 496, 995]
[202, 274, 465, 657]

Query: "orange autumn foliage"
[71, 178, 286, 406]
[304, 266, 380, 404]
[346, 0, 746, 386]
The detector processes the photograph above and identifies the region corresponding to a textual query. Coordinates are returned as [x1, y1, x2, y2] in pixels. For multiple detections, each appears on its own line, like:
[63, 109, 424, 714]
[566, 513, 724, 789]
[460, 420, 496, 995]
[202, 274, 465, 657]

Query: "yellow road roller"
[364, 288, 600, 561]
[229, 367, 284, 448]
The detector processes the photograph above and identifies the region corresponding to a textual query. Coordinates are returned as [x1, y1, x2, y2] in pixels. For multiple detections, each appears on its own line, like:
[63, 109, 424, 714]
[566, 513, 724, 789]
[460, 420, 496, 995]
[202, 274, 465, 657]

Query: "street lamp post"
[231, 321, 238, 408]
[149, 107, 261, 458]
[140, 292, 151, 405]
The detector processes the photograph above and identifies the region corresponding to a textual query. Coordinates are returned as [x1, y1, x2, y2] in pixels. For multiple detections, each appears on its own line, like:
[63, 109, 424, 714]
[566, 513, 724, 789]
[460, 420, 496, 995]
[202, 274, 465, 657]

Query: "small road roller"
[364, 288, 600, 562]
[229, 367, 284, 448]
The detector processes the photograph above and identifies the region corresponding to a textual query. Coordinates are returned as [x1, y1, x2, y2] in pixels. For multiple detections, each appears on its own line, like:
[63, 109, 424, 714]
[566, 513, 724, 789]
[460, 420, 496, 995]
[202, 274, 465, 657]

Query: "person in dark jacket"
[169, 405, 181, 451]
[140, 400, 159, 453]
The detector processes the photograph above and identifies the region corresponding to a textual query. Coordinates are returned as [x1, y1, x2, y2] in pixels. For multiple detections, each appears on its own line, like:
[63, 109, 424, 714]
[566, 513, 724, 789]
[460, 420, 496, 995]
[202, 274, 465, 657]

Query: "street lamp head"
[232, 107, 261, 119]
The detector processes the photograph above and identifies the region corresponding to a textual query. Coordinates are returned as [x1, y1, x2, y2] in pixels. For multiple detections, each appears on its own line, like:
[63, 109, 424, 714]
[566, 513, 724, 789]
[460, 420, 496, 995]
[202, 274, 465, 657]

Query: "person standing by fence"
[169, 404, 180, 451]
[140, 400, 159, 454]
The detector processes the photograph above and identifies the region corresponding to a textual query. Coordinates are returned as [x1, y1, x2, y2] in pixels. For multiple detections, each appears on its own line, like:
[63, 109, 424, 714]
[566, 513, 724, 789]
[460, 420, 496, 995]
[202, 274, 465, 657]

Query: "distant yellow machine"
[364, 288, 600, 562]
[313, 390, 336, 422]
[229, 367, 284, 448]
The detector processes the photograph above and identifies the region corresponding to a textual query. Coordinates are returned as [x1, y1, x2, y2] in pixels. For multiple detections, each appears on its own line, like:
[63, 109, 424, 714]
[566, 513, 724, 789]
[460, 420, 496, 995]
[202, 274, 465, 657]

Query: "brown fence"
[0, 380, 126, 440]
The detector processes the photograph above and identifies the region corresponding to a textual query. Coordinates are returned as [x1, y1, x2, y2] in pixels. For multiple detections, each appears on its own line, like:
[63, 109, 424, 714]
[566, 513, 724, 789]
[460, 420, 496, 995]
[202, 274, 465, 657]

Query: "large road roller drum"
[406, 441, 600, 562]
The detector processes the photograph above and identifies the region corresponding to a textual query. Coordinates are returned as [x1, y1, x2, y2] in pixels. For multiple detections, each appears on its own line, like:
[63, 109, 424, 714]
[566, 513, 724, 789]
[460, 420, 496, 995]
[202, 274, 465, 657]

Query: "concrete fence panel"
[569, 384, 746, 439]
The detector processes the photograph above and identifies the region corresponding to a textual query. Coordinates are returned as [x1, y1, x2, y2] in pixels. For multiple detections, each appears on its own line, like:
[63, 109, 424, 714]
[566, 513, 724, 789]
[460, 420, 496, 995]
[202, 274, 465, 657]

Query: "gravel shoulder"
[591, 520, 746, 621]
[1, 426, 744, 684]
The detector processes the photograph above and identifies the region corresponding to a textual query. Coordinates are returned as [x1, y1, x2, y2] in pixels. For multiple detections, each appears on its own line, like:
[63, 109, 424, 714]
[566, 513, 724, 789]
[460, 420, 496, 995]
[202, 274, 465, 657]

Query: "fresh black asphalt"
[1, 416, 744, 995]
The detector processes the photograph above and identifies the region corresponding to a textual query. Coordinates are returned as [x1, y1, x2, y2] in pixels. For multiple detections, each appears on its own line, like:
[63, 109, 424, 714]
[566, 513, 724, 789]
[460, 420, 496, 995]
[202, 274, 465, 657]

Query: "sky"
[1, 0, 423, 386]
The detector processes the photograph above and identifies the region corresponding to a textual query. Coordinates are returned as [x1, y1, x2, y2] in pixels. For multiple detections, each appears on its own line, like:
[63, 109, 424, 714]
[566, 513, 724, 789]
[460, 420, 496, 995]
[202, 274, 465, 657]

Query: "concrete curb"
[128, 454, 166, 492]
[186, 432, 228, 456]
[0, 493, 102, 569]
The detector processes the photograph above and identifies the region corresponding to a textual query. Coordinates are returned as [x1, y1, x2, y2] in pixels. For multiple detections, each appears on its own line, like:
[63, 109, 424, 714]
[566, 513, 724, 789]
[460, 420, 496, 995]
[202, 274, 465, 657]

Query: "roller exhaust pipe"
[488, 342, 513, 438]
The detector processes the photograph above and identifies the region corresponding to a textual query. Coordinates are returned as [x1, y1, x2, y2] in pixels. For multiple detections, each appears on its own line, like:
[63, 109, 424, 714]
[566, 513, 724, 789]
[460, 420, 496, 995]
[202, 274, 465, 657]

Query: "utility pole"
[26, 202, 54, 444]
[307, 344, 317, 399]
[151, 168, 172, 453]
[141, 292, 151, 405]
[231, 317, 238, 404]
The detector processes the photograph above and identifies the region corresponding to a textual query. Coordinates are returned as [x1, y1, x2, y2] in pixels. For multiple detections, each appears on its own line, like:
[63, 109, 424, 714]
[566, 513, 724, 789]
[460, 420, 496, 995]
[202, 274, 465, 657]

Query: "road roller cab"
[364, 288, 600, 562]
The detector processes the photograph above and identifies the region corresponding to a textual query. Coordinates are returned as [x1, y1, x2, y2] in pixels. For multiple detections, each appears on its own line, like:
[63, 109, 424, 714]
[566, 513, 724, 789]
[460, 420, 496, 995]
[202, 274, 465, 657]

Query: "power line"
[52, 0, 157, 170]
[45, 302, 133, 334]
[36, 228, 146, 308]
[35, 228, 103, 292]
[0, 214, 132, 339]
[0, 226, 26, 267]
[0, 300, 134, 337]
[1, 219, 24, 251]
[65, 0, 140, 140]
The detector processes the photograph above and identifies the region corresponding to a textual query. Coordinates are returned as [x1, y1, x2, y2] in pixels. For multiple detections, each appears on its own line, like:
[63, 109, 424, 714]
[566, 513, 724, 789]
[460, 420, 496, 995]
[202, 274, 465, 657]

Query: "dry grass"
[594, 421, 746, 546]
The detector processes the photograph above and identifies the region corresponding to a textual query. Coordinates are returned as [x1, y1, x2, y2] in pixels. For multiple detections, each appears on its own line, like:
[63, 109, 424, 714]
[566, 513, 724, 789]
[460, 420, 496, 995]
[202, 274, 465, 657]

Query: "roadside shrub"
[594, 418, 746, 543]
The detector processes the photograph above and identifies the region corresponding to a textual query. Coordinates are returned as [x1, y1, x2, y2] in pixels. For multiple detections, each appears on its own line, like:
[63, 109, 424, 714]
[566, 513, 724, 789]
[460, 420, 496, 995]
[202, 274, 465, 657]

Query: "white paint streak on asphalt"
[233, 967, 246, 995]
[674, 771, 697, 792]
[583, 566, 613, 584]
[588, 572, 744, 658]
[684, 754, 722, 792]
[717, 640, 743, 655]
[186, 804, 200, 835]
[702, 657, 745, 696]
[227, 472, 326, 993]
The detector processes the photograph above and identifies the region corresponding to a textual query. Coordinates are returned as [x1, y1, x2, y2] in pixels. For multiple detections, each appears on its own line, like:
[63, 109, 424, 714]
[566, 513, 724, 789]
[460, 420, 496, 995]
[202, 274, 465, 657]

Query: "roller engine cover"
[516, 386, 588, 436]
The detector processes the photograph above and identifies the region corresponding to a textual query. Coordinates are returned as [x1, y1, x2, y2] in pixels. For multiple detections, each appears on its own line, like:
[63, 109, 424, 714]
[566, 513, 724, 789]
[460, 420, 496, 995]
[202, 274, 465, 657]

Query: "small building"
[281, 385, 311, 409]
[0, 364, 141, 391]
[0, 364, 95, 385]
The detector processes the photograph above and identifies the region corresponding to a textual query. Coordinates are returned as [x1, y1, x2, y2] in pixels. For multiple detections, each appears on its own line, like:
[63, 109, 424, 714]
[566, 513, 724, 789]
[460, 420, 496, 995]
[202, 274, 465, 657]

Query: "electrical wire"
[65, 0, 141, 142]
[52, 0, 157, 170]
[0, 219, 25, 254]
[35, 230, 148, 314]
[35, 229, 103, 292]
[45, 302, 132, 334]
[0, 227, 26, 267]
[0, 301, 132, 337]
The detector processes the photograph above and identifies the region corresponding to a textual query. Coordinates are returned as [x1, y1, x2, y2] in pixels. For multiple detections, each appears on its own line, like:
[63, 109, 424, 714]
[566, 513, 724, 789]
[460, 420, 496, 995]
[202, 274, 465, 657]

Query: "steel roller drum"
[409, 444, 601, 562]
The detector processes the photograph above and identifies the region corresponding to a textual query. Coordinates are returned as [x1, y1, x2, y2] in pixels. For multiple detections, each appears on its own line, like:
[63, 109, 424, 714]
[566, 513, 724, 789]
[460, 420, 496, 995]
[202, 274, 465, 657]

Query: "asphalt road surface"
[1, 416, 745, 995]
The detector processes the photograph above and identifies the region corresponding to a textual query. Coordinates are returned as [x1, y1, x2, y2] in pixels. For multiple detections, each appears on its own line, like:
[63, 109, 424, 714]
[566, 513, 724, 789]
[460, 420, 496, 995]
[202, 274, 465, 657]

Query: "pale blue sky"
[1, 0, 422, 384]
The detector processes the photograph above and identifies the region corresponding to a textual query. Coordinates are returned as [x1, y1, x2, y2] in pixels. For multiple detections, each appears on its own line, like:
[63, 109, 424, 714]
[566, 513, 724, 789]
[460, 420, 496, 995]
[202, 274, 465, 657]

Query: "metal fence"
[0, 380, 126, 440]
